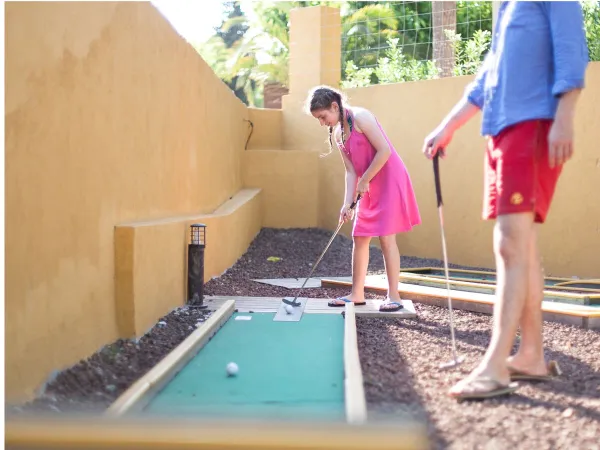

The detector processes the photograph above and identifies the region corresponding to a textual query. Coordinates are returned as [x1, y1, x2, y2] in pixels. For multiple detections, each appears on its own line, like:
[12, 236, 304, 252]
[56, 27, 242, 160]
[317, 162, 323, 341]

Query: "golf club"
[282, 194, 363, 307]
[433, 150, 464, 370]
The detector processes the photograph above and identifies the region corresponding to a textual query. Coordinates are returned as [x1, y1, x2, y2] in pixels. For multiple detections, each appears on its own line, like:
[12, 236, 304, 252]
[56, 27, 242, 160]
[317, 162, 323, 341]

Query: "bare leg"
[332, 235, 371, 304]
[449, 212, 535, 396]
[379, 234, 402, 302]
[506, 224, 548, 375]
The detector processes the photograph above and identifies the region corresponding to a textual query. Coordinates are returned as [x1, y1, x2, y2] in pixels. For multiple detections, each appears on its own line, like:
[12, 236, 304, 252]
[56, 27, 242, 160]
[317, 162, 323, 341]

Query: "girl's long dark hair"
[305, 85, 348, 156]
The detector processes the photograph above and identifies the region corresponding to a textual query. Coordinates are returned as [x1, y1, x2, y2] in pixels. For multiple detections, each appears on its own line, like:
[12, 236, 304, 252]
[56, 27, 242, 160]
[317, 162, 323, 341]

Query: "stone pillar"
[432, 1, 457, 78]
[281, 5, 342, 151]
[288, 6, 341, 95]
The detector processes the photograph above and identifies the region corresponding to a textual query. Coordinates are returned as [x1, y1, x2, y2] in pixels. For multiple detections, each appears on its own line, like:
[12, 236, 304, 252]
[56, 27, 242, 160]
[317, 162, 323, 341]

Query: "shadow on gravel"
[399, 314, 599, 408]
[508, 394, 600, 422]
[356, 316, 447, 450]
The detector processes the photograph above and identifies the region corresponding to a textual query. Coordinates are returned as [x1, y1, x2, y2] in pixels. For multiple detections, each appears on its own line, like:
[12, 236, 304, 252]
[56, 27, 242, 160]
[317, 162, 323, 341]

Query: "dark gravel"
[7, 307, 212, 415]
[7, 227, 599, 450]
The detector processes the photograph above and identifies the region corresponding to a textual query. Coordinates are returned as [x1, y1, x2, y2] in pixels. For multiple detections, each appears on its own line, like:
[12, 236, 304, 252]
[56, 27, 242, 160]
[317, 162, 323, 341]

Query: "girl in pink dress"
[306, 86, 421, 312]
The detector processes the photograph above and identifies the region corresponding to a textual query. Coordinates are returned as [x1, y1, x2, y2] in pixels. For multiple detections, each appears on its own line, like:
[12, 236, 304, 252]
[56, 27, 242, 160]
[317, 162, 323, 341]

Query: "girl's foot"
[328, 294, 366, 307]
[379, 297, 403, 312]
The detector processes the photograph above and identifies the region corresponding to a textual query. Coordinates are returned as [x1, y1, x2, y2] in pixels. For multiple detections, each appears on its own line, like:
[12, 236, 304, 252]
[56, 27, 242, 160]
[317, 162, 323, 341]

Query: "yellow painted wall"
[114, 189, 262, 338]
[5, 2, 251, 402]
[243, 151, 320, 228]
[287, 65, 600, 278]
[247, 108, 283, 150]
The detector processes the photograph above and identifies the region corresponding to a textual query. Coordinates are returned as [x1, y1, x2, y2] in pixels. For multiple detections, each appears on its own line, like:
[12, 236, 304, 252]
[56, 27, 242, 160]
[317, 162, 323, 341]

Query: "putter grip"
[433, 152, 443, 207]
[350, 193, 363, 210]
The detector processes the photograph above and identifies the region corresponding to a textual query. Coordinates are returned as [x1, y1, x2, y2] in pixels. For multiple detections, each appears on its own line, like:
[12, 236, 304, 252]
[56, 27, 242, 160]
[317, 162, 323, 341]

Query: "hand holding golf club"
[283, 194, 362, 308]
[339, 204, 355, 223]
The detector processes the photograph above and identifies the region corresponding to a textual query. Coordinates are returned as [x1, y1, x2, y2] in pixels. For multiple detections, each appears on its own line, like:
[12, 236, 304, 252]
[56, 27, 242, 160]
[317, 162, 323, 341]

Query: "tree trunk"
[432, 1, 457, 77]
[263, 82, 289, 109]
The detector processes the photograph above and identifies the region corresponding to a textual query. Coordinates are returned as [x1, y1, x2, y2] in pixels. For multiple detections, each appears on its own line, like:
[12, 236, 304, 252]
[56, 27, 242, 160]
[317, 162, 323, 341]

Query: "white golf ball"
[226, 362, 238, 377]
[285, 304, 294, 315]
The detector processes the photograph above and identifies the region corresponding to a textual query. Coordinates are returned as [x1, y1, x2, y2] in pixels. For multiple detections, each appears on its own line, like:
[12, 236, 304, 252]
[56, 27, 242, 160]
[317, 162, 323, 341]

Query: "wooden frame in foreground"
[5, 416, 429, 450]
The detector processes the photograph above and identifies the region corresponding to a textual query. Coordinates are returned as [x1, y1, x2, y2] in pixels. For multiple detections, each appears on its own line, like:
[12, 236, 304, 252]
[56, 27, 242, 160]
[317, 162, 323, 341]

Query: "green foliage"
[342, 30, 490, 89]
[445, 28, 492, 76]
[341, 61, 374, 88]
[197, 1, 599, 104]
[215, 2, 249, 48]
[374, 38, 440, 82]
[341, 37, 440, 88]
[582, 0, 600, 61]
[455, 1, 493, 40]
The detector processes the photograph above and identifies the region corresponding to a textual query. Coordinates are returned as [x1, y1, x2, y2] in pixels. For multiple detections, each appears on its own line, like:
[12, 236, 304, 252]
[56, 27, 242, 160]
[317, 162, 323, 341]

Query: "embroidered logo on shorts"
[510, 192, 523, 205]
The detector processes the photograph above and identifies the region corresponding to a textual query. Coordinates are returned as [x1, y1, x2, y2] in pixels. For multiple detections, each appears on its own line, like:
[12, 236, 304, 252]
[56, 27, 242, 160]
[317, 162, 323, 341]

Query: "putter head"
[439, 356, 465, 370]
[282, 298, 302, 307]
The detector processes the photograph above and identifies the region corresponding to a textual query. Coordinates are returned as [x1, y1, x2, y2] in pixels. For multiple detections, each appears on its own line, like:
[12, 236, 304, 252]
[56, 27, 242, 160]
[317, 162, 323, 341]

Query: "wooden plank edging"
[322, 278, 600, 320]
[104, 300, 236, 416]
[5, 416, 429, 450]
[344, 303, 368, 425]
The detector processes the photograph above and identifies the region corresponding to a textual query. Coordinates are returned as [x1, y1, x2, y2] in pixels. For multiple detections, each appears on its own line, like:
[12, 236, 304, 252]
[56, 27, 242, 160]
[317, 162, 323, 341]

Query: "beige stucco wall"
[5, 2, 252, 402]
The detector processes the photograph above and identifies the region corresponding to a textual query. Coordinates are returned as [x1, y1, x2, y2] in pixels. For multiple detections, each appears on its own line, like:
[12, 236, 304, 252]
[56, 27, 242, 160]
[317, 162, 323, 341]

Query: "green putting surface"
[143, 312, 346, 422]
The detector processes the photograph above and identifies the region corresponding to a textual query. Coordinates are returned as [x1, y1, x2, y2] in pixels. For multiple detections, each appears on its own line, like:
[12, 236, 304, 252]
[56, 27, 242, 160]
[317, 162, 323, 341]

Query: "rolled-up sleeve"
[546, 2, 589, 96]
[463, 52, 492, 109]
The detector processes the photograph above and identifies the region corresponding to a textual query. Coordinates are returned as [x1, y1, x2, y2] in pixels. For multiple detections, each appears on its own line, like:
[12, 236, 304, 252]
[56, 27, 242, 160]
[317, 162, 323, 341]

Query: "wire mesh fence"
[196, 1, 600, 106]
[339, 1, 493, 88]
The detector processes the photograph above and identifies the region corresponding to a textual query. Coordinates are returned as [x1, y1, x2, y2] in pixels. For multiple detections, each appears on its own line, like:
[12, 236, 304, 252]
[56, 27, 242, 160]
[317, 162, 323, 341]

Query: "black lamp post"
[188, 223, 207, 309]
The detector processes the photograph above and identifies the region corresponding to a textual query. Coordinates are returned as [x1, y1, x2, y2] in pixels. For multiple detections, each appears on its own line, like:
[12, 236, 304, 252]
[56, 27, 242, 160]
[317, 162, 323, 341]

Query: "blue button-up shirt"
[465, 1, 589, 137]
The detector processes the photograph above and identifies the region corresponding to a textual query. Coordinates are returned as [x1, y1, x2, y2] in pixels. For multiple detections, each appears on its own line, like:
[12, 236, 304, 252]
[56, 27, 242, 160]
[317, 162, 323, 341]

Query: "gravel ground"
[7, 228, 599, 450]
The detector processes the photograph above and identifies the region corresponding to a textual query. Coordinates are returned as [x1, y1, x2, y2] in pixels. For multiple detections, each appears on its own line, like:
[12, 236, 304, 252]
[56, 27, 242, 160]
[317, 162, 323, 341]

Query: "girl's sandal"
[328, 297, 366, 307]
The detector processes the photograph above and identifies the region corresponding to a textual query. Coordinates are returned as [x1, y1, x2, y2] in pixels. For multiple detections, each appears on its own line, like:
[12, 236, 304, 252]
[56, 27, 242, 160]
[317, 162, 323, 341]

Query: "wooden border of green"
[555, 279, 600, 289]
[5, 416, 429, 450]
[403, 266, 574, 284]
[399, 269, 600, 295]
[321, 278, 600, 322]
[343, 302, 367, 425]
[104, 300, 236, 416]
[397, 273, 600, 304]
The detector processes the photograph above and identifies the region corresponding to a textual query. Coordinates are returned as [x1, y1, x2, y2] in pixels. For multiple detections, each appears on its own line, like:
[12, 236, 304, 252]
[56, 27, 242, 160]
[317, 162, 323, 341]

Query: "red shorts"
[483, 119, 562, 224]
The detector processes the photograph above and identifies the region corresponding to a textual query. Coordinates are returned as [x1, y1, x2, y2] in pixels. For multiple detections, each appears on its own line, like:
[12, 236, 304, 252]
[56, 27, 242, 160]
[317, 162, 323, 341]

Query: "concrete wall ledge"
[114, 188, 262, 339]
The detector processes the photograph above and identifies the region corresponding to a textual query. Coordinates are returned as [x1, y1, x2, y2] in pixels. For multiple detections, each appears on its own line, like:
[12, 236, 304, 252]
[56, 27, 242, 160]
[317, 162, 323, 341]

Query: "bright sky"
[151, 0, 258, 45]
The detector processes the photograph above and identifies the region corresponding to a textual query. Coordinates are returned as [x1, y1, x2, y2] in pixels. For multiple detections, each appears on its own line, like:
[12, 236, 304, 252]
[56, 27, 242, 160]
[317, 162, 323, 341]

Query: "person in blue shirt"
[422, 1, 589, 400]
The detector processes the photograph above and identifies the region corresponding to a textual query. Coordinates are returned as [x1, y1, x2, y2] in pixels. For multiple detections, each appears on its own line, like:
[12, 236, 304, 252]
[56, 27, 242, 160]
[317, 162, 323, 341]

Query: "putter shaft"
[433, 152, 462, 368]
[283, 194, 362, 307]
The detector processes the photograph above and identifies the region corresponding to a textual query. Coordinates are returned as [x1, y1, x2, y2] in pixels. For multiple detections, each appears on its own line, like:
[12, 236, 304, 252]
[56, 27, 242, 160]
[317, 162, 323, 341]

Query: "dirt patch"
[7, 228, 599, 450]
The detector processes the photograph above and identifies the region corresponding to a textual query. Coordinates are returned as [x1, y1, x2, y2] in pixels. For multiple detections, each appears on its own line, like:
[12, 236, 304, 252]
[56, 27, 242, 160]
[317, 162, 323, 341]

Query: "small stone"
[562, 408, 574, 418]
[188, 326, 193, 330]
[106, 385, 116, 392]
[158, 321, 167, 327]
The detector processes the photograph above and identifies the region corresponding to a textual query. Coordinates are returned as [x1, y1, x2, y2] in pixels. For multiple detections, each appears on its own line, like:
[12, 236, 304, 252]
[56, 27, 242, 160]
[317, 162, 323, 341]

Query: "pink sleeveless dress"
[337, 109, 421, 237]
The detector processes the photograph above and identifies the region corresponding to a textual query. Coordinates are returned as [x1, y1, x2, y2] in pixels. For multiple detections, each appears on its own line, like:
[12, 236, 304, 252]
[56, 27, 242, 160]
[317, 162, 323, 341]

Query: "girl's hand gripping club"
[282, 194, 363, 307]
